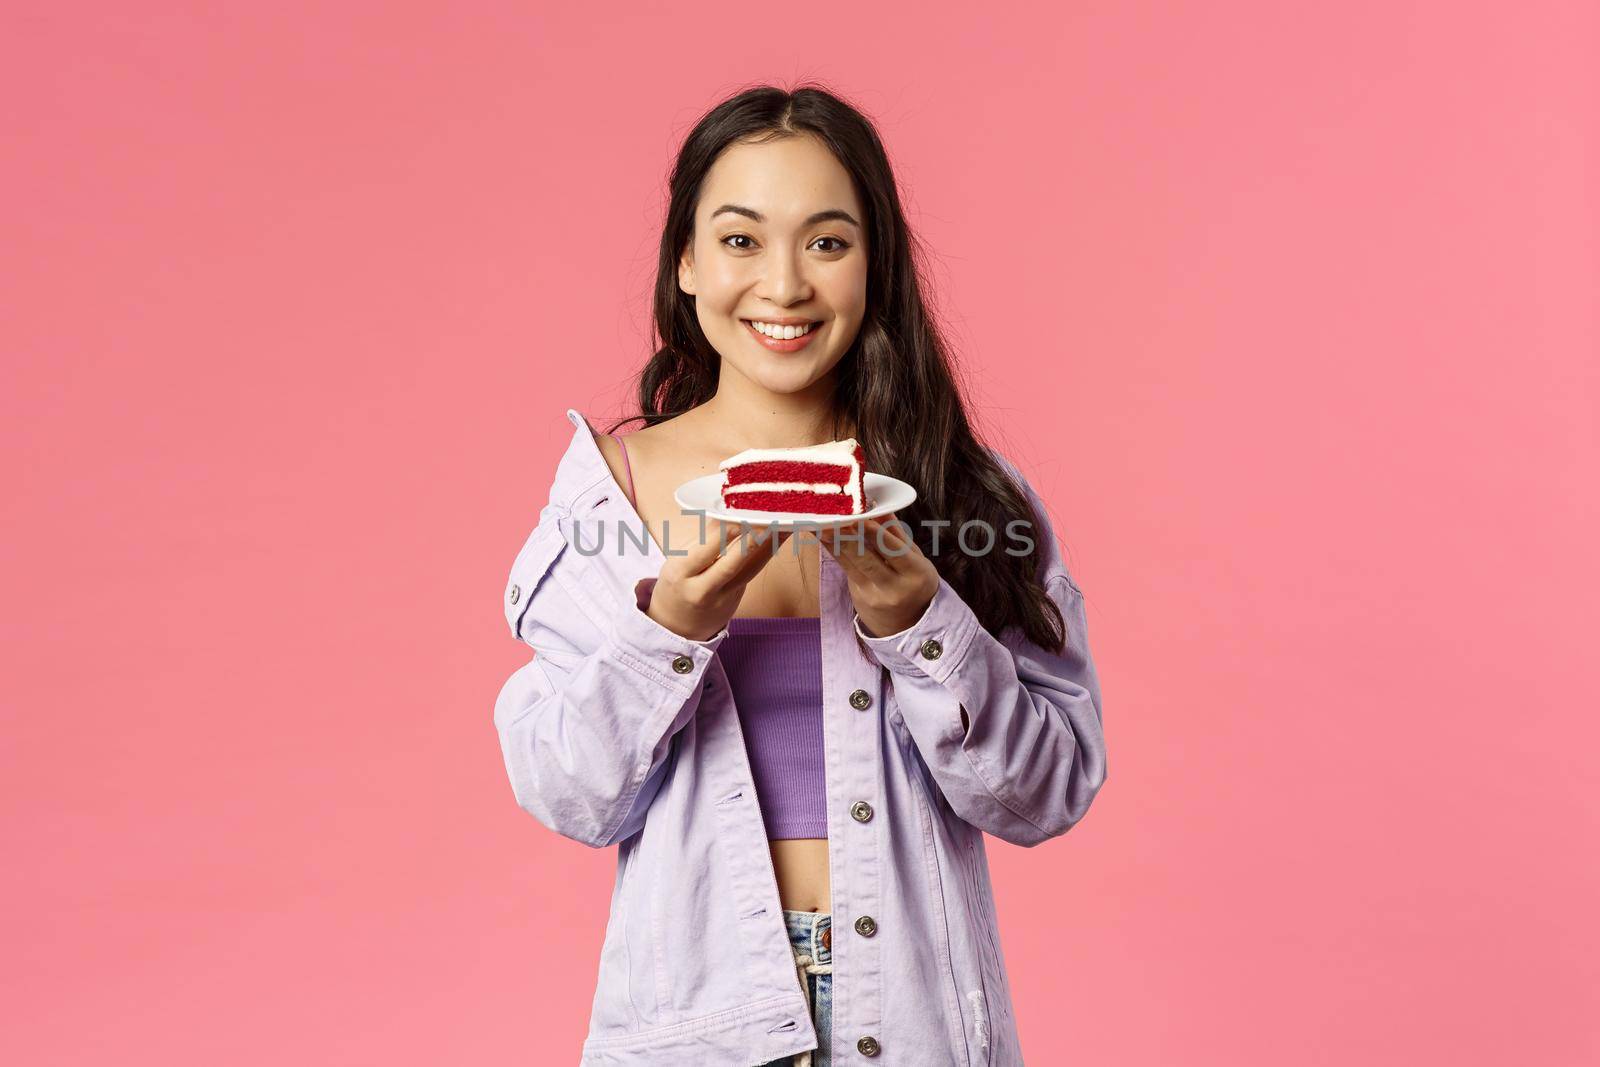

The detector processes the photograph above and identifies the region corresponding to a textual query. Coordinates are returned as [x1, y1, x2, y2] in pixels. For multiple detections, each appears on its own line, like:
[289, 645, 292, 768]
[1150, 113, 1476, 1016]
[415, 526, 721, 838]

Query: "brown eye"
[720, 234, 755, 250]
[813, 236, 850, 253]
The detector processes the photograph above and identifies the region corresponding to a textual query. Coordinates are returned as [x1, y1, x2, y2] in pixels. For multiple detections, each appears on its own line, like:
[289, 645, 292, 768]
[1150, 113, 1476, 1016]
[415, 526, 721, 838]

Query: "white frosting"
[727, 482, 844, 494]
[717, 438, 860, 471]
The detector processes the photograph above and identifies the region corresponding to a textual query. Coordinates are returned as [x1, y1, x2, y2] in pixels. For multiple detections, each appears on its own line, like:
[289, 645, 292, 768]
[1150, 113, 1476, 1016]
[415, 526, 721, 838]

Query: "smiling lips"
[742, 318, 822, 352]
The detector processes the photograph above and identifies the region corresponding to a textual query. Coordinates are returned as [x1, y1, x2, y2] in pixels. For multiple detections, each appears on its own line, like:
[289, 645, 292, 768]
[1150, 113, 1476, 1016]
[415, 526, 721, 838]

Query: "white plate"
[674, 472, 917, 529]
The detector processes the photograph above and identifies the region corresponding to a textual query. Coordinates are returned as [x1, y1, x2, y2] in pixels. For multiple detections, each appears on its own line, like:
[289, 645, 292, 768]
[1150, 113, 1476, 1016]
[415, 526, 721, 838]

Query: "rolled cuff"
[608, 576, 729, 695]
[853, 575, 983, 685]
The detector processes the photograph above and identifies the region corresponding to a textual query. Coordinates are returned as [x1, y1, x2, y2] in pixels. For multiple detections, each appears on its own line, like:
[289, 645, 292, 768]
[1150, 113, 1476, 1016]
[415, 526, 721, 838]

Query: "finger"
[701, 522, 788, 591]
[868, 514, 905, 546]
[680, 517, 742, 575]
[866, 516, 917, 565]
[824, 519, 895, 579]
[860, 518, 913, 574]
[728, 523, 793, 583]
[697, 518, 785, 570]
[733, 526, 795, 589]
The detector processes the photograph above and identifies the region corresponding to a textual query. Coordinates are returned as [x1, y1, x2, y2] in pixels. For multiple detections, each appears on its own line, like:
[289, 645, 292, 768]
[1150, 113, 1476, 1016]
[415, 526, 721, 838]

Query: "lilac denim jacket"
[493, 408, 1108, 1066]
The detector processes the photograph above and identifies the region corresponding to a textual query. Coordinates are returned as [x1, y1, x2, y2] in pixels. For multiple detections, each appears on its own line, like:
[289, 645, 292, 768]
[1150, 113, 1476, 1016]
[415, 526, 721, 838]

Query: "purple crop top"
[611, 433, 827, 840]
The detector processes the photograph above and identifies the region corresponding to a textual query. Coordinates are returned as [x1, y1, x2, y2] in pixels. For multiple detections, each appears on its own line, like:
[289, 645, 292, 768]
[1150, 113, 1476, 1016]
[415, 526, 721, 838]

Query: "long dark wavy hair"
[605, 82, 1067, 655]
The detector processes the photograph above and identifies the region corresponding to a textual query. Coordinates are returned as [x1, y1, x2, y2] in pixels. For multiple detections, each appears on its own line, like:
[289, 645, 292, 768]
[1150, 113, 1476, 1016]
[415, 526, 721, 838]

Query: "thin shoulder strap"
[610, 433, 636, 506]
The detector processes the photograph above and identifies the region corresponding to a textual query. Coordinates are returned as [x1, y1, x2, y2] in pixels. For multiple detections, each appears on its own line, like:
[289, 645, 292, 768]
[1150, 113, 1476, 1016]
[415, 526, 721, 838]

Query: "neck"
[698, 377, 855, 450]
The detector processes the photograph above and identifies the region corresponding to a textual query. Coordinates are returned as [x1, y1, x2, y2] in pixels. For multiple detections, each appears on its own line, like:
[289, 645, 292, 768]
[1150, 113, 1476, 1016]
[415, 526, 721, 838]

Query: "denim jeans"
[756, 909, 833, 1067]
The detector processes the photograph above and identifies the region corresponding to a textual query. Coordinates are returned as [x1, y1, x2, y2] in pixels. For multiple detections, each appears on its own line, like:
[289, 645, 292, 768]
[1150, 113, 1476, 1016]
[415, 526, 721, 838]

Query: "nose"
[756, 245, 812, 307]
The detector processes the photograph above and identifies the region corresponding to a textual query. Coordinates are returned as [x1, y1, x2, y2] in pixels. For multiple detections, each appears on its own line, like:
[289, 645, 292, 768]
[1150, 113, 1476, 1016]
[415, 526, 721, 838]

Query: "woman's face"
[678, 134, 868, 399]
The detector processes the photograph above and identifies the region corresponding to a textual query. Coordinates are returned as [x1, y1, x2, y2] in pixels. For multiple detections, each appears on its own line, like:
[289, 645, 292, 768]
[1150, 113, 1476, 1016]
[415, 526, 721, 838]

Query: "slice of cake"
[718, 438, 869, 515]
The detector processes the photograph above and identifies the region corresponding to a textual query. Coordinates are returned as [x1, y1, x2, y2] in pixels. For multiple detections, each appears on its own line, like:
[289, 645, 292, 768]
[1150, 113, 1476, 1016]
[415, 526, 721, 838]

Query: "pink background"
[5, 3, 1596, 1064]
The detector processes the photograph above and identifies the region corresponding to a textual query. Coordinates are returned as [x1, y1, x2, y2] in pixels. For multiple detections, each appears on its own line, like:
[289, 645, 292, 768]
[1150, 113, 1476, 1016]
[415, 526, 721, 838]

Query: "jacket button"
[850, 800, 873, 823]
[854, 914, 877, 937]
[919, 638, 942, 660]
[857, 1035, 881, 1056]
[849, 688, 872, 710]
[508, 583, 521, 605]
[671, 655, 694, 674]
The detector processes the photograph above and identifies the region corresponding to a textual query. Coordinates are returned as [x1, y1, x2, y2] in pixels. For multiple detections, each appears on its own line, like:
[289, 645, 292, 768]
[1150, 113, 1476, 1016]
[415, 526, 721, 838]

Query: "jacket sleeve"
[855, 460, 1107, 847]
[493, 507, 730, 848]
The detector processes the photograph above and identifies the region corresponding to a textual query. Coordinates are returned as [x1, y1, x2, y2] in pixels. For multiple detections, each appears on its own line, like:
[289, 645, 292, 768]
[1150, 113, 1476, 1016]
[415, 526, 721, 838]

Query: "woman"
[494, 83, 1107, 1066]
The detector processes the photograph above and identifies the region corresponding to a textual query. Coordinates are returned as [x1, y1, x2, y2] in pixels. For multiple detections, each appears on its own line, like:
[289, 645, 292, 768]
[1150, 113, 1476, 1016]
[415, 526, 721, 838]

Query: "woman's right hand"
[645, 520, 794, 641]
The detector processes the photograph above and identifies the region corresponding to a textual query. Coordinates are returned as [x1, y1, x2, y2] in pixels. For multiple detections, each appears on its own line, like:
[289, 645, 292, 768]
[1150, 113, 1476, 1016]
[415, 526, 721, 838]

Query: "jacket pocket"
[553, 513, 626, 628]
[505, 524, 567, 641]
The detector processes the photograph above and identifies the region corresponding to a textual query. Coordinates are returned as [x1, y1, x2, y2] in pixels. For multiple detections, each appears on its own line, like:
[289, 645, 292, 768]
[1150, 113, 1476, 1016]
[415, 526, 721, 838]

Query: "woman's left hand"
[821, 512, 942, 638]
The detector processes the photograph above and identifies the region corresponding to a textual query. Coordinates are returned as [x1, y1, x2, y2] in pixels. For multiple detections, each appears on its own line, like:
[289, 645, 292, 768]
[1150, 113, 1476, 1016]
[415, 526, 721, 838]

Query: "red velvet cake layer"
[723, 459, 853, 488]
[722, 490, 858, 515]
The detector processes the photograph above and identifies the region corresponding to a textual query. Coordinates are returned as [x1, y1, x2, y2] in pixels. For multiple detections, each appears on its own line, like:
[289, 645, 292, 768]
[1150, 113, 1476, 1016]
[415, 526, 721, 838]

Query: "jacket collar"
[550, 407, 615, 511]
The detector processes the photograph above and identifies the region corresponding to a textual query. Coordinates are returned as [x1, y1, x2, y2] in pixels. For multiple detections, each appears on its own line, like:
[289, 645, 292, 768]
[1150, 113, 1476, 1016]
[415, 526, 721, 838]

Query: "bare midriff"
[768, 838, 831, 913]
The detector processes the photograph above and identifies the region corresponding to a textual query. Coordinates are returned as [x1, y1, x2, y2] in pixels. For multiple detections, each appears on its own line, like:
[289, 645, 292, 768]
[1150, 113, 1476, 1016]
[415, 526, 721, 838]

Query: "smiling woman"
[494, 83, 1107, 1067]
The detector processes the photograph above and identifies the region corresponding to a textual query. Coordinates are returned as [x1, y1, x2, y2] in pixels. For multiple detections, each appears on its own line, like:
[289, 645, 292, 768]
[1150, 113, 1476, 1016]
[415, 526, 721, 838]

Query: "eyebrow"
[710, 204, 861, 229]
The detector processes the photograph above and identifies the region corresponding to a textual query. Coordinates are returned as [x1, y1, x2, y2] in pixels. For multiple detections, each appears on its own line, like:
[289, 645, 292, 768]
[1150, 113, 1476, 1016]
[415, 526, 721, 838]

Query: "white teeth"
[748, 320, 817, 340]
